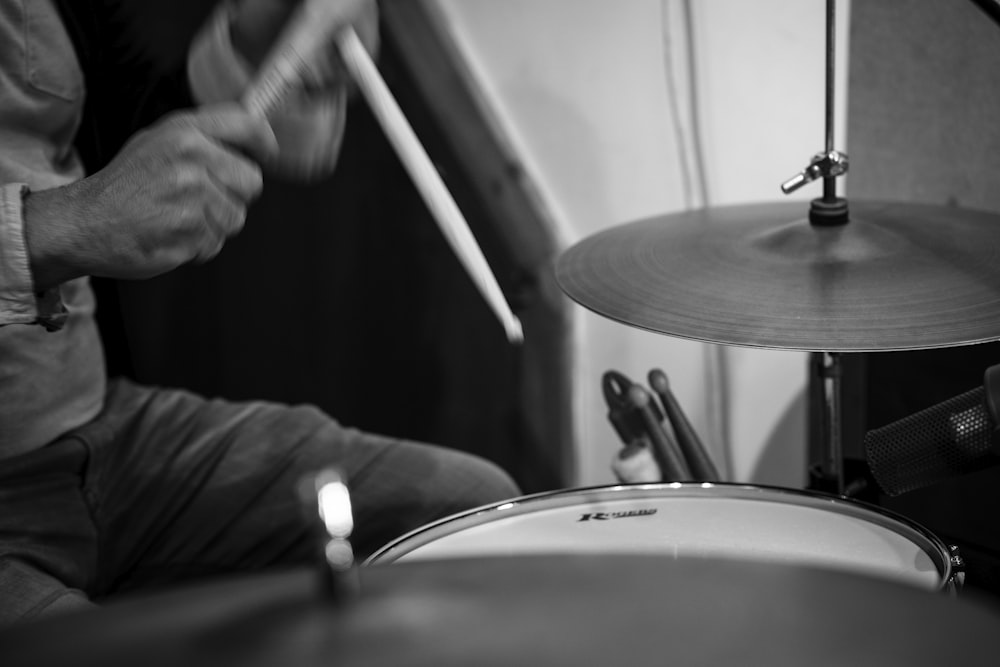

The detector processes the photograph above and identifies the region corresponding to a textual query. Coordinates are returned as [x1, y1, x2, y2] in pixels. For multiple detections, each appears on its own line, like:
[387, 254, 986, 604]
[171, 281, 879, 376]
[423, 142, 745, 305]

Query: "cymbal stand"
[781, 0, 849, 494]
[780, 0, 849, 224]
[814, 352, 844, 494]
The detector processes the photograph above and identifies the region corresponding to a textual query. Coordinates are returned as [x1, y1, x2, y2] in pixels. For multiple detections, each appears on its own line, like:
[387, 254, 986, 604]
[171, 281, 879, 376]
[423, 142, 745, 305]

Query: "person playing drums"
[0, 0, 519, 625]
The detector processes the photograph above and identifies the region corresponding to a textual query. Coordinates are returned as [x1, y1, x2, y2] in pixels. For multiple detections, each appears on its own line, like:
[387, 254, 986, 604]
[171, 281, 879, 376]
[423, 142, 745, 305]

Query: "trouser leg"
[82, 380, 520, 598]
[0, 440, 97, 625]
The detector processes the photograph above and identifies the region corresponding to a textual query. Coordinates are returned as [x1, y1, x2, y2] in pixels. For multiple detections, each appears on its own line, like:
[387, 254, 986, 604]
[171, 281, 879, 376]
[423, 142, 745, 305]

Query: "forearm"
[4, 0, 371, 319]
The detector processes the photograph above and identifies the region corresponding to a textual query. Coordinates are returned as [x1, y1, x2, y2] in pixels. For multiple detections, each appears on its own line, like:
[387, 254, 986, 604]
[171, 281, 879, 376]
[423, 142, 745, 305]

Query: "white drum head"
[367, 484, 951, 591]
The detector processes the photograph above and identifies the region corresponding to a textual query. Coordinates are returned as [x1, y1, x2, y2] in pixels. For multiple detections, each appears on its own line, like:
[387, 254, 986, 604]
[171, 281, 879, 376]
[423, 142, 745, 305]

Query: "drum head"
[0, 555, 996, 667]
[368, 484, 951, 590]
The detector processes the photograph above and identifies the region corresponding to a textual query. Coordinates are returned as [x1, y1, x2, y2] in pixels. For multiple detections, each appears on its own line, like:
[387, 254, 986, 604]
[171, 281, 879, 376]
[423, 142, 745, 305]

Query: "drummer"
[0, 0, 519, 625]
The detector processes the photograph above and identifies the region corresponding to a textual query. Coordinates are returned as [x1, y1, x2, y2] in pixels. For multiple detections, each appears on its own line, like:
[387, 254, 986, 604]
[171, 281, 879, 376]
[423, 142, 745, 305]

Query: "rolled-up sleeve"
[0, 183, 66, 328]
[187, 2, 348, 181]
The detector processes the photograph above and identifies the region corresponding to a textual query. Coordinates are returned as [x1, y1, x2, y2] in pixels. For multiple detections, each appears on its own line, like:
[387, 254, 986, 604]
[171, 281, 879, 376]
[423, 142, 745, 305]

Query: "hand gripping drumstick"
[243, 2, 524, 344]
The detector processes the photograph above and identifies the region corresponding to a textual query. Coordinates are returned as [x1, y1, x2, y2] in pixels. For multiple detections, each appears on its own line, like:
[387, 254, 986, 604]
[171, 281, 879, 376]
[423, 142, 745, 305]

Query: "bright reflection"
[318, 479, 354, 538]
[325, 540, 355, 569]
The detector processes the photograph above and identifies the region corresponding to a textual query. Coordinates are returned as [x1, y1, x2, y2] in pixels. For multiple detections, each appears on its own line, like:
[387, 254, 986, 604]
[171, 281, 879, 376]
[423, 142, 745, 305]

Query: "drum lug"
[947, 545, 966, 594]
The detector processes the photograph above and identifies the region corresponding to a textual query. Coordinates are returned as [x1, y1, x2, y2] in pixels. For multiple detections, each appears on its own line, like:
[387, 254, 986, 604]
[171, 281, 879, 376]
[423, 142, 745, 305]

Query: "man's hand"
[231, 0, 379, 81]
[24, 104, 278, 289]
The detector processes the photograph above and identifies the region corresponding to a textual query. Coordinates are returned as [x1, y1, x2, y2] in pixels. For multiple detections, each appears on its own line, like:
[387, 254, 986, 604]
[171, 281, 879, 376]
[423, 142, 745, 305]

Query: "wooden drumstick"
[242, 0, 360, 116]
[243, 2, 524, 344]
[627, 384, 692, 482]
[335, 30, 523, 343]
[648, 369, 720, 482]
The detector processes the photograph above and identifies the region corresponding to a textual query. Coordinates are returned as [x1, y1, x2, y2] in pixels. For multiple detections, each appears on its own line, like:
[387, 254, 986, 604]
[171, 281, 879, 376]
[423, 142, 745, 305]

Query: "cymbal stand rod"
[779, 0, 848, 224]
[822, 0, 837, 203]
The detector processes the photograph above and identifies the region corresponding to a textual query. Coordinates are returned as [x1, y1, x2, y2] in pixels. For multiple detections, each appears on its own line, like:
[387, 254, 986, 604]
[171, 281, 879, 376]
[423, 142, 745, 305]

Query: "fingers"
[194, 180, 247, 263]
[166, 105, 269, 202]
[198, 138, 265, 203]
[179, 104, 279, 166]
[188, 142, 260, 263]
[135, 109, 263, 266]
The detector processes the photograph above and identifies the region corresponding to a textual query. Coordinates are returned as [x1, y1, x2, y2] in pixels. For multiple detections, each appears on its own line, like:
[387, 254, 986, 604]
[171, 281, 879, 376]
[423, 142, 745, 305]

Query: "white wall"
[435, 0, 851, 487]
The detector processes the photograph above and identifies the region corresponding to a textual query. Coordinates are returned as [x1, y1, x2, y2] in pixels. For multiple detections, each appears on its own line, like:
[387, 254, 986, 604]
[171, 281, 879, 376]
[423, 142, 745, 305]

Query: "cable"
[660, 0, 732, 479]
[659, 0, 695, 209]
[681, 0, 710, 209]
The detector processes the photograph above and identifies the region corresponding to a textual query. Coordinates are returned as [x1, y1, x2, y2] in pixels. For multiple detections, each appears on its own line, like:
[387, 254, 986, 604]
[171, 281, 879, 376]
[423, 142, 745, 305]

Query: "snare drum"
[366, 483, 962, 592]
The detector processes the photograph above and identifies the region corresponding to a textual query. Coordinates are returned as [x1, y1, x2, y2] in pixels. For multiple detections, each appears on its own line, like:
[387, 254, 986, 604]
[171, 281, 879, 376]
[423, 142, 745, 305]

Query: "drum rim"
[365, 482, 955, 589]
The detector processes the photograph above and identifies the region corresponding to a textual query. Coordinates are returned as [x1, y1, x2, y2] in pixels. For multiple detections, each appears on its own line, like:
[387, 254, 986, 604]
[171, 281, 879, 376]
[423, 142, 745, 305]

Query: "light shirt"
[0, 0, 347, 458]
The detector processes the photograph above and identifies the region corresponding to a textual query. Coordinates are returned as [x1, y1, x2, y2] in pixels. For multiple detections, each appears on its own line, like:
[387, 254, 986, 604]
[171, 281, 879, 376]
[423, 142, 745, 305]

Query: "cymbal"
[1, 555, 998, 666]
[555, 200, 1000, 351]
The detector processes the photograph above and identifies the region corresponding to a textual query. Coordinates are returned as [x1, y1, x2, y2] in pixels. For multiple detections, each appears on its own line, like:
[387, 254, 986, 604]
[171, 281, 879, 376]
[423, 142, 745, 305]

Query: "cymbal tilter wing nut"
[781, 150, 849, 194]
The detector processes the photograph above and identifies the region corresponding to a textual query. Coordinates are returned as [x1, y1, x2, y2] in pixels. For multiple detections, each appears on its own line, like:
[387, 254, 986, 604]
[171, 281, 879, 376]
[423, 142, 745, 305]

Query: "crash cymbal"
[555, 200, 1000, 351]
[1, 555, 998, 666]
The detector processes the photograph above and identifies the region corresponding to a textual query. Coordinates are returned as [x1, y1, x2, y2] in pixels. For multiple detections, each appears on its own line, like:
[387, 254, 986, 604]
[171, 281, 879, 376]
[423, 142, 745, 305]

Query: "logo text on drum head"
[578, 509, 657, 522]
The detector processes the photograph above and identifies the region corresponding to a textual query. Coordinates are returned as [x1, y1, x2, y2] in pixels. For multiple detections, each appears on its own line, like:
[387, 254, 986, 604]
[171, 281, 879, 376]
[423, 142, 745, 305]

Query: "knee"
[0, 559, 94, 627]
[441, 450, 521, 512]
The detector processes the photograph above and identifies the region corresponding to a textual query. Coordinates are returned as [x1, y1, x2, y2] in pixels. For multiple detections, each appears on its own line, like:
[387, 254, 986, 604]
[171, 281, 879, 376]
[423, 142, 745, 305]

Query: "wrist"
[22, 186, 86, 291]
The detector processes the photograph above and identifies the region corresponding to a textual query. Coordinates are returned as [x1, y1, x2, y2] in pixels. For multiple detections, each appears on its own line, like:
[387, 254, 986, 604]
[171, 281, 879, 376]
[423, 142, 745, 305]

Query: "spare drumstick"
[243, 3, 524, 344]
[627, 384, 692, 482]
[648, 369, 720, 482]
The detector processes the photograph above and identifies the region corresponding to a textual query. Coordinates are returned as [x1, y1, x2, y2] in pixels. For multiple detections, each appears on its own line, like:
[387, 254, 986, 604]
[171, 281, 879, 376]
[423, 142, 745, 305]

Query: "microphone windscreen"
[865, 386, 996, 496]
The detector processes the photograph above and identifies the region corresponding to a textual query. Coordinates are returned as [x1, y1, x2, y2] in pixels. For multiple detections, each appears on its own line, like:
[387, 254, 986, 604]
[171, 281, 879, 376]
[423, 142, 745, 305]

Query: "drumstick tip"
[505, 316, 524, 345]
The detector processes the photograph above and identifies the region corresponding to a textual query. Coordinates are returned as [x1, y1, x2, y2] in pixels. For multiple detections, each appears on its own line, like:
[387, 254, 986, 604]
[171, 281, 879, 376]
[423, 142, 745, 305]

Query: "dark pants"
[0, 378, 520, 624]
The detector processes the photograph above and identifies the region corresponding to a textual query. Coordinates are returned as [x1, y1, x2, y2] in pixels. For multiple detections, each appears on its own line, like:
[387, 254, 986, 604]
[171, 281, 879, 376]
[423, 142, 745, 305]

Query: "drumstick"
[648, 369, 720, 482]
[626, 384, 692, 482]
[335, 30, 523, 343]
[242, 0, 359, 115]
[242, 3, 524, 344]
[603, 370, 662, 483]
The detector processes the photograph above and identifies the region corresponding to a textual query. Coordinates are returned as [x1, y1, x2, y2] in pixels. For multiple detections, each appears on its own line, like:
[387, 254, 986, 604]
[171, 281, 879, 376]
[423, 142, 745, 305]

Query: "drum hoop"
[365, 482, 955, 588]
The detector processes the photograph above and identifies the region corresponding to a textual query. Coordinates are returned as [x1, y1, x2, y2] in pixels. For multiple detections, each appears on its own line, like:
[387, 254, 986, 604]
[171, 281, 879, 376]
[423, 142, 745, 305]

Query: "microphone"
[865, 363, 1000, 496]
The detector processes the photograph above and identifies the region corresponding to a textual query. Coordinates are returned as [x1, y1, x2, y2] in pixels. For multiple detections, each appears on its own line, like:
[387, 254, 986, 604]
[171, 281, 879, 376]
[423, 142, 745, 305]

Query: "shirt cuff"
[188, 2, 348, 181]
[0, 183, 67, 330]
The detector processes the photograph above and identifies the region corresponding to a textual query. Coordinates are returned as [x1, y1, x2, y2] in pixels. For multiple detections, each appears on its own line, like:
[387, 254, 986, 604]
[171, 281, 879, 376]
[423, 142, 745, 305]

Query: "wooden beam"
[381, 0, 577, 487]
